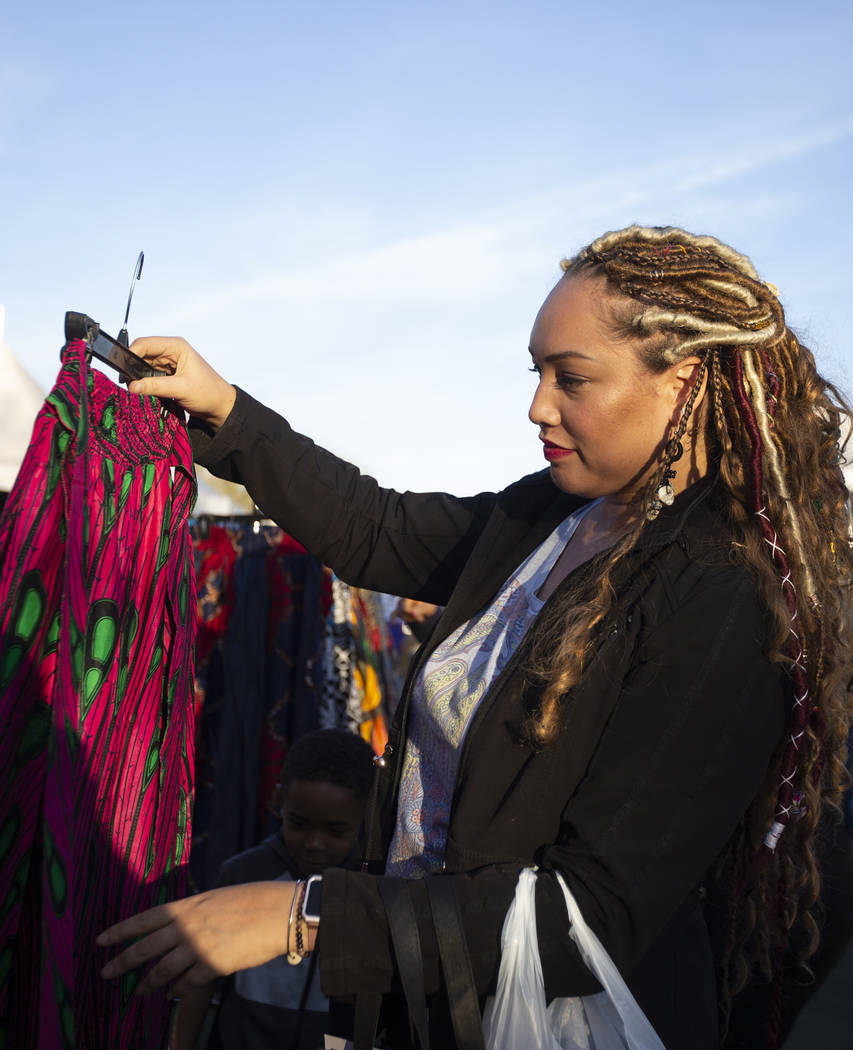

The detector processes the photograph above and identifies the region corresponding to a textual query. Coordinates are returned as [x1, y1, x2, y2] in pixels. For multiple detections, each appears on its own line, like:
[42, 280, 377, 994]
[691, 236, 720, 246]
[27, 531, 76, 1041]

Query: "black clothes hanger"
[64, 251, 169, 382]
[64, 311, 169, 381]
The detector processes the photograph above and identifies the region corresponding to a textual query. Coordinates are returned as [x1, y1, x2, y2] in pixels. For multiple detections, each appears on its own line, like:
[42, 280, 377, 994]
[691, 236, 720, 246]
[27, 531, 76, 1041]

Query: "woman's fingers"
[99, 883, 293, 994]
[100, 921, 181, 979]
[99, 932, 178, 978]
[129, 336, 191, 369]
[127, 336, 237, 427]
[126, 374, 185, 400]
[137, 942, 199, 996]
[168, 959, 220, 1000]
[98, 903, 174, 947]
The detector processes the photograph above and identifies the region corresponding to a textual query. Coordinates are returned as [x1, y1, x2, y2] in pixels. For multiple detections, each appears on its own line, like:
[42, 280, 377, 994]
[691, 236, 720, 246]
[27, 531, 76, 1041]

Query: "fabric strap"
[288, 950, 319, 1050]
[352, 992, 382, 1050]
[425, 877, 485, 1050]
[378, 877, 430, 1050]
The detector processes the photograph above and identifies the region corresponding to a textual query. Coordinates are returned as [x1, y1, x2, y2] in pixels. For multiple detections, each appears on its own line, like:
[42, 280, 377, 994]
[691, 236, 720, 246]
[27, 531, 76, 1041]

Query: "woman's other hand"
[98, 881, 292, 997]
[127, 337, 237, 429]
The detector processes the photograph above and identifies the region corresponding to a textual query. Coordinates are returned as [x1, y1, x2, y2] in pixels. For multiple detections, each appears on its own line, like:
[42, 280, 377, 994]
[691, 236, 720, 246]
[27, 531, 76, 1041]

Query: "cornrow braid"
[563, 228, 783, 357]
[529, 225, 853, 1039]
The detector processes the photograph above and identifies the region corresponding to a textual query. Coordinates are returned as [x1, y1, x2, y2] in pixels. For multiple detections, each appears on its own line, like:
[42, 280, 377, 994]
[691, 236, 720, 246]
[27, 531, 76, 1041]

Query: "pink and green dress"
[0, 339, 197, 1049]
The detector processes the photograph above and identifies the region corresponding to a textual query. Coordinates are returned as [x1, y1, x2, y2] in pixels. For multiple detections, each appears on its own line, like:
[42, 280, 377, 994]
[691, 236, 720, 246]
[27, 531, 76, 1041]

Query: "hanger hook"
[118, 251, 144, 347]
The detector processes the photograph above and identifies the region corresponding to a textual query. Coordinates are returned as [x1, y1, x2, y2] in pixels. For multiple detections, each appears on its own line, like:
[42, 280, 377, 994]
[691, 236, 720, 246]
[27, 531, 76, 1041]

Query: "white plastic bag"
[482, 868, 666, 1050]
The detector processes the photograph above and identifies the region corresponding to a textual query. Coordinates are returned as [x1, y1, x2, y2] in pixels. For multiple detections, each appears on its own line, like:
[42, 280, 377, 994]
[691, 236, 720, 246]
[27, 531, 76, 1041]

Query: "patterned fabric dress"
[317, 579, 391, 753]
[0, 340, 197, 1049]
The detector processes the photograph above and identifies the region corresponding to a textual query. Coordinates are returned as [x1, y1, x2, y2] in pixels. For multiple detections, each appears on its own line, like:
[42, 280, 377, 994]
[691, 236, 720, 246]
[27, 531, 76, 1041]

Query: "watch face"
[303, 875, 322, 923]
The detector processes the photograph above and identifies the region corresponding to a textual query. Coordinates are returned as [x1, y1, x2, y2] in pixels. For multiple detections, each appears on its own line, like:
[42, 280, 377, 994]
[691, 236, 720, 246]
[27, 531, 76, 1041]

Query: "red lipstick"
[542, 439, 575, 461]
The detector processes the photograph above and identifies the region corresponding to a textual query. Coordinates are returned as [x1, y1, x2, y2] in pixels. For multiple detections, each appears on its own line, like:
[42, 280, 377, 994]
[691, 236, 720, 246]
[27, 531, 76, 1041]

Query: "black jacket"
[191, 389, 788, 1050]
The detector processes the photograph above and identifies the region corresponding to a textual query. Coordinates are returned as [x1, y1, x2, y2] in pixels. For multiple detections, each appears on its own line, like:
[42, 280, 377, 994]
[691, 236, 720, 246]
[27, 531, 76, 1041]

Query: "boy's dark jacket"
[191, 389, 788, 1050]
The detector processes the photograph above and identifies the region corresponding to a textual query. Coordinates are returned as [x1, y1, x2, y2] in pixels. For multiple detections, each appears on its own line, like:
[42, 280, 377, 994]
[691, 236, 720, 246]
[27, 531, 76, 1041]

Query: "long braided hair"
[526, 225, 853, 1032]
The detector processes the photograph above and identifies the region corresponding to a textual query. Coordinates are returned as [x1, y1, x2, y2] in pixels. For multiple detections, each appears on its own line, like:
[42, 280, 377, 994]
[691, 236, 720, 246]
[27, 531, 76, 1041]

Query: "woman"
[99, 226, 852, 1049]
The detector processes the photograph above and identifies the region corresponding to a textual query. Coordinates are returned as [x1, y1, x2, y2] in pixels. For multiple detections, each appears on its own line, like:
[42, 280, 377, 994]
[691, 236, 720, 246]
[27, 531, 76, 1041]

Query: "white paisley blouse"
[385, 500, 598, 876]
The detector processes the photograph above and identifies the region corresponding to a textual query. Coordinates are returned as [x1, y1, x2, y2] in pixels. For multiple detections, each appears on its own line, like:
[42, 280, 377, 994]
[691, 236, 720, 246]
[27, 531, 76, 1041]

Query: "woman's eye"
[557, 373, 585, 390]
[529, 364, 584, 390]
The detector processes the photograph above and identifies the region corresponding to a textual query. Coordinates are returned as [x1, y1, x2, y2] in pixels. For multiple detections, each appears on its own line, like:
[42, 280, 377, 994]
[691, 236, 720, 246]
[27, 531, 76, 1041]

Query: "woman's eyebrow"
[528, 347, 595, 363]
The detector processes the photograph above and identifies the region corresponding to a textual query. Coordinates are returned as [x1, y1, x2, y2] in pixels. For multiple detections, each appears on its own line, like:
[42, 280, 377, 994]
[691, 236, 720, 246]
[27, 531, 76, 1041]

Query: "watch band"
[302, 873, 322, 925]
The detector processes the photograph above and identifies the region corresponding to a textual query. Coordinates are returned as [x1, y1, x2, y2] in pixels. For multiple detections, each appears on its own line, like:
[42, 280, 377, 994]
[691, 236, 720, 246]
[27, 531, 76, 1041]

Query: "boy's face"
[279, 778, 365, 875]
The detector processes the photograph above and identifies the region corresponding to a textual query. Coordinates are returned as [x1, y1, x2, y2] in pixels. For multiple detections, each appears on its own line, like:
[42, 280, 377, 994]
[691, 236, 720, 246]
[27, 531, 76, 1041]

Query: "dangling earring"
[646, 438, 683, 520]
[656, 438, 683, 507]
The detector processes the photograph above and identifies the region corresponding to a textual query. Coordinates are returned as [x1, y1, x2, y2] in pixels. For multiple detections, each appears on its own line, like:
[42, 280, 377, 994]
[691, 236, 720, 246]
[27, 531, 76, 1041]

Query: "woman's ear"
[670, 355, 707, 421]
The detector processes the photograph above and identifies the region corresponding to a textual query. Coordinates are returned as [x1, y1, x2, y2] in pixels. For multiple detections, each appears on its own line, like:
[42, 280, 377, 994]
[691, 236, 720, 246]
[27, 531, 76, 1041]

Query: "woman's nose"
[528, 381, 560, 428]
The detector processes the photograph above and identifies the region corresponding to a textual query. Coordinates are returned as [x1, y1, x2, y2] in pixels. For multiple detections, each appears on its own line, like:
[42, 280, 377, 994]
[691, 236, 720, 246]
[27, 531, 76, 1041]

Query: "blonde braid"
[741, 348, 817, 599]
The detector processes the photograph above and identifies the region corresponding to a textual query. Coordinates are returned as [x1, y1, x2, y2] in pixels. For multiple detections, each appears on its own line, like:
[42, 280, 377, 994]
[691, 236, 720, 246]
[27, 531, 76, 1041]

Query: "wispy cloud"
[672, 118, 853, 193]
[516, 115, 853, 223]
[171, 115, 852, 328]
[171, 220, 515, 324]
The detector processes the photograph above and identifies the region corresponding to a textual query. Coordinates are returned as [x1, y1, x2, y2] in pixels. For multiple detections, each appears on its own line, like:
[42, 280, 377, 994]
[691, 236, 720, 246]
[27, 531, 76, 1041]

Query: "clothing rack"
[189, 511, 276, 538]
[186, 516, 405, 891]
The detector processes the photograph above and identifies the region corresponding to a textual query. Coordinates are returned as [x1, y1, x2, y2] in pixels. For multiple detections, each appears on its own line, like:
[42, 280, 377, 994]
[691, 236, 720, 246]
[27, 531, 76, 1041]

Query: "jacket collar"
[436, 470, 583, 638]
[433, 469, 720, 644]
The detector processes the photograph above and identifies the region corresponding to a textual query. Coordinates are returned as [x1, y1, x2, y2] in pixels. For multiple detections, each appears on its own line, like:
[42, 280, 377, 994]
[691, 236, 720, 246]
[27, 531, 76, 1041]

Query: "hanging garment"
[188, 523, 330, 890]
[188, 523, 237, 893]
[0, 339, 197, 1050]
[192, 522, 238, 730]
[257, 532, 328, 834]
[318, 576, 359, 732]
[316, 581, 394, 753]
[189, 524, 268, 893]
[350, 590, 390, 756]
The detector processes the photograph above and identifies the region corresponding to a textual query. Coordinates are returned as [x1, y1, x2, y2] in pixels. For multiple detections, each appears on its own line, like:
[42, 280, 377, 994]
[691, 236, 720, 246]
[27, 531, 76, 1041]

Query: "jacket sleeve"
[317, 568, 788, 1001]
[188, 388, 496, 603]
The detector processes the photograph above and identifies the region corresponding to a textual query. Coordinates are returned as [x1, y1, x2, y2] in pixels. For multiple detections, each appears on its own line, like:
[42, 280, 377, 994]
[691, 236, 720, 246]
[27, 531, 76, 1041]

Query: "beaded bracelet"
[295, 886, 306, 958]
[294, 878, 311, 960]
[286, 880, 304, 966]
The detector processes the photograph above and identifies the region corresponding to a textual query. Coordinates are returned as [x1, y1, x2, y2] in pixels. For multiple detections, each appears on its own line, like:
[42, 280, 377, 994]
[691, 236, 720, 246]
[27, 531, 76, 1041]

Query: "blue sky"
[2, 1, 851, 492]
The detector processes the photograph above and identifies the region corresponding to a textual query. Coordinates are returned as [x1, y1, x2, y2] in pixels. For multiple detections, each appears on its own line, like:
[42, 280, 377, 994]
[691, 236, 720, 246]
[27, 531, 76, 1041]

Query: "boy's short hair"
[280, 728, 376, 800]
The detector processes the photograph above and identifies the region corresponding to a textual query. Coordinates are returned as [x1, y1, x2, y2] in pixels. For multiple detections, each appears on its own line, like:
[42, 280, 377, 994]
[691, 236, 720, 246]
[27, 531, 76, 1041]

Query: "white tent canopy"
[194, 465, 256, 516]
[0, 306, 45, 492]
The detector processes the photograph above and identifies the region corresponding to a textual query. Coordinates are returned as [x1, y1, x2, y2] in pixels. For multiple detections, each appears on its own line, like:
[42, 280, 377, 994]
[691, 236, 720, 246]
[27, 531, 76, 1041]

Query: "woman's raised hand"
[98, 881, 292, 998]
[127, 337, 237, 429]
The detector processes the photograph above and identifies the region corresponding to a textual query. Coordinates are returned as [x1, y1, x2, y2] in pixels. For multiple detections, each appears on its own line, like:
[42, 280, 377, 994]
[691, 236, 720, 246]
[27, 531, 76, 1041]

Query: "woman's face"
[528, 275, 700, 503]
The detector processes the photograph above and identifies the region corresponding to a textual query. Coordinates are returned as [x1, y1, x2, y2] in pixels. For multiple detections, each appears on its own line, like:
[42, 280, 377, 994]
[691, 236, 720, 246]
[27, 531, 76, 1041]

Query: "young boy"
[172, 728, 375, 1050]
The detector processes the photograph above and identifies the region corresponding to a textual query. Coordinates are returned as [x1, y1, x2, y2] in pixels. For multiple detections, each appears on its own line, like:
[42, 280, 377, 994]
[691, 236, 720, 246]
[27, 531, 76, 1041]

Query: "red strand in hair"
[731, 354, 813, 858]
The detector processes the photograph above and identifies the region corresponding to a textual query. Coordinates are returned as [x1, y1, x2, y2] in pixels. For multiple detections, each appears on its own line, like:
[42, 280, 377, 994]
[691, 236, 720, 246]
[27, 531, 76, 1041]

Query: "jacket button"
[373, 744, 394, 768]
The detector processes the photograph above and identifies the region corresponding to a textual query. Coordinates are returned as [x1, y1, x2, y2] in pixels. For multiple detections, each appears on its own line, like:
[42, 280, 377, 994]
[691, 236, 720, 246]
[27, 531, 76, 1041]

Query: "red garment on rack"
[0, 340, 197, 1049]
